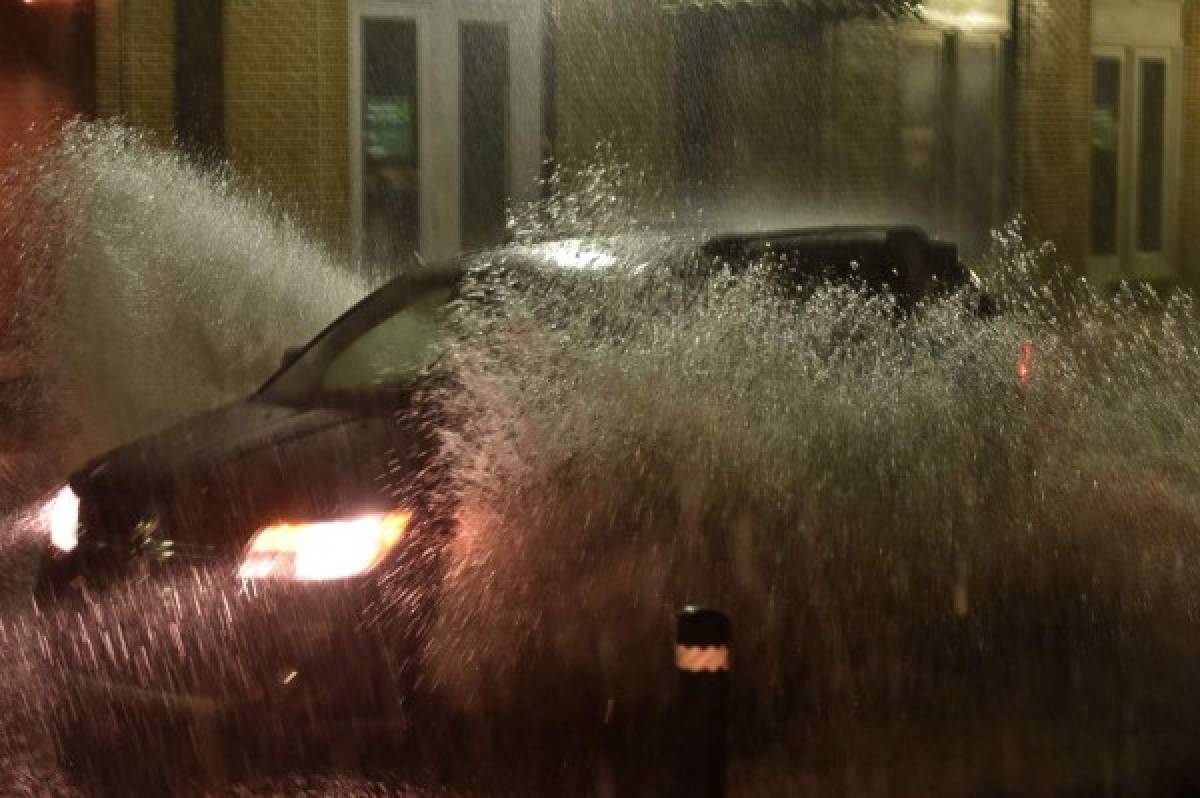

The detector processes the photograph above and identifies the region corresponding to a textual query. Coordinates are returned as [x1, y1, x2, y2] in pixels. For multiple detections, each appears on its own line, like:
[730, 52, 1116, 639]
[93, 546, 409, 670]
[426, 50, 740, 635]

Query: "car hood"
[69, 395, 435, 549]
[72, 399, 359, 489]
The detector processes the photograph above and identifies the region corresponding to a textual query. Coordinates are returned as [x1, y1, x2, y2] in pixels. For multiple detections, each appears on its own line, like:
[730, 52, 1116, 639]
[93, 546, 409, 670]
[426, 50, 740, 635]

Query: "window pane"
[175, 0, 224, 159]
[1137, 58, 1166, 253]
[460, 21, 510, 251]
[1090, 57, 1121, 257]
[362, 19, 419, 265]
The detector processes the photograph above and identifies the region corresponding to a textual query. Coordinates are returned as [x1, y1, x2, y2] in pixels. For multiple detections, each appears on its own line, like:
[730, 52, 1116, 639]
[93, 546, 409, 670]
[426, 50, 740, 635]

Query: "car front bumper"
[39, 555, 428, 756]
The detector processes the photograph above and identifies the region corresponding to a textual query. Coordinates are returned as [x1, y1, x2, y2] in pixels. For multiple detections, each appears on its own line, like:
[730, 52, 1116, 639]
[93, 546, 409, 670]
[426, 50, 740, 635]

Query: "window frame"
[1128, 47, 1177, 274]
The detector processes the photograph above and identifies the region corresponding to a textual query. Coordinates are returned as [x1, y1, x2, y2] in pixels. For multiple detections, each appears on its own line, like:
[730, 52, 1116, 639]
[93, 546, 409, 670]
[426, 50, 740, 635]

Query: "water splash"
[4, 135, 1200, 793]
[1, 120, 365, 472]
[507, 142, 677, 246]
[417, 220, 1200, 792]
[0, 121, 377, 793]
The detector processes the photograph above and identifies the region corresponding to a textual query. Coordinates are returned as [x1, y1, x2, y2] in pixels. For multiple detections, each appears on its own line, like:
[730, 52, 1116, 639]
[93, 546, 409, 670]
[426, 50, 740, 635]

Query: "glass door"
[1088, 45, 1178, 280]
[1130, 50, 1171, 275]
[460, 20, 511, 251]
[352, 0, 542, 268]
[359, 14, 421, 267]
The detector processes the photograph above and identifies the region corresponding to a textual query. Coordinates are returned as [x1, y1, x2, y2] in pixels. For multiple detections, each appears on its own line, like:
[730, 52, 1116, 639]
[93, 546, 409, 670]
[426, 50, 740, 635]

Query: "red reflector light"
[1017, 340, 1034, 386]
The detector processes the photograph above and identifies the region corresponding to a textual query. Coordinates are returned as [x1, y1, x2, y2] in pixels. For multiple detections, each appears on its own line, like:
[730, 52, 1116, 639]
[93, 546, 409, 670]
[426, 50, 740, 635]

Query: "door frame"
[1088, 44, 1128, 282]
[1087, 44, 1181, 281]
[1127, 45, 1180, 279]
[1090, 0, 1183, 282]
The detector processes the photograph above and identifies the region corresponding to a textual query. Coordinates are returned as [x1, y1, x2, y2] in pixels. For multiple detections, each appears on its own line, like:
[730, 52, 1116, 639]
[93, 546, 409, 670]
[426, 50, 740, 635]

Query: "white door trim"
[1127, 46, 1180, 279]
[1086, 43, 1181, 281]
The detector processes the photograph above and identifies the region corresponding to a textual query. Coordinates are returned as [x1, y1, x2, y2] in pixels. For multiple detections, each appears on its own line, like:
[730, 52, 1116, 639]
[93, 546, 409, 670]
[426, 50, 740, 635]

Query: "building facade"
[90, 0, 1200, 285]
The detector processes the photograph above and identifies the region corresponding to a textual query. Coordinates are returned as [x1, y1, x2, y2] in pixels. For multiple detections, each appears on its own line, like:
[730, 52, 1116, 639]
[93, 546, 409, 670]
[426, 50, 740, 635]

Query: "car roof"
[702, 225, 938, 261]
[705, 224, 929, 250]
[389, 224, 969, 303]
[465, 225, 939, 265]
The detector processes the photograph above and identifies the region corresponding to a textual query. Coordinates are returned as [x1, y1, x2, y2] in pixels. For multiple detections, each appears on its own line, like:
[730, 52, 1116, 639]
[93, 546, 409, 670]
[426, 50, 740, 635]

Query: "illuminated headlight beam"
[44, 485, 81, 553]
[238, 511, 411, 582]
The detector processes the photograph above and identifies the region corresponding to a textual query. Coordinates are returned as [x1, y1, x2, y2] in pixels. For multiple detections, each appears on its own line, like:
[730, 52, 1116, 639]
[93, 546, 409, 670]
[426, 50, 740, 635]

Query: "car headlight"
[237, 511, 411, 581]
[44, 485, 80, 553]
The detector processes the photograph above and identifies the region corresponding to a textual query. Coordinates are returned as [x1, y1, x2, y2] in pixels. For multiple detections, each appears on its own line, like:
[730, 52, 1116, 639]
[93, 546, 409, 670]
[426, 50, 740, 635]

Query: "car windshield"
[258, 271, 458, 406]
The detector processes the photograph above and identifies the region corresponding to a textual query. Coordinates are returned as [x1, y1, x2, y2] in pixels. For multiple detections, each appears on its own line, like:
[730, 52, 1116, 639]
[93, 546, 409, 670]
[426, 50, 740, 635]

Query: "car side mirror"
[279, 346, 303, 371]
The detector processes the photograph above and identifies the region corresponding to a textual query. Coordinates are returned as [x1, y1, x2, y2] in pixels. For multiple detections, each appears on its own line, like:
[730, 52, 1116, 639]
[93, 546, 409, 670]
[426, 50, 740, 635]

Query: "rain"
[5, 0, 1200, 795]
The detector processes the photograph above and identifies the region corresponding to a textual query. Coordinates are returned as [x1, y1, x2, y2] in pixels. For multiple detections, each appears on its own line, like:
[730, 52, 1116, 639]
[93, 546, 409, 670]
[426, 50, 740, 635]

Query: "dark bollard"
[676, 606, 730, 798]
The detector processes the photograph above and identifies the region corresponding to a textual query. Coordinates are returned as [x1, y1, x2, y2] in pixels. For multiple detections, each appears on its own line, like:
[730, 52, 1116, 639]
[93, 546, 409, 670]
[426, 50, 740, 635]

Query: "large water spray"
[3, 136, 1200, 793]
[412, 220, 1200, 793]
[1, 121, 366, 474]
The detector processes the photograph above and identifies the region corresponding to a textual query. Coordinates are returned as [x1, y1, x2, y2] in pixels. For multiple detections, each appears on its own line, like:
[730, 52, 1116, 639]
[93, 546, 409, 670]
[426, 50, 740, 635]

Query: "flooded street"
[0, 523, 77, 797]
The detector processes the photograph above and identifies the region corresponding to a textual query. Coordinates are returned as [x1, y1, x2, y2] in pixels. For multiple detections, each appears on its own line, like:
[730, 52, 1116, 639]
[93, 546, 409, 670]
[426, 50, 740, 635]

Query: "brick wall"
[552, 0, 678, 185]
[824, 20, 905, 222]
[93, 0, 174, 142]
[704, 13, 828, 218]
[1012, 0, 1092, 271]
[550, 4, 918, 225]
[224, 0, 350, 253]
[93, 0, 350, 254]
[86, 0, 1101, 269]
[94, 0, 120, 120]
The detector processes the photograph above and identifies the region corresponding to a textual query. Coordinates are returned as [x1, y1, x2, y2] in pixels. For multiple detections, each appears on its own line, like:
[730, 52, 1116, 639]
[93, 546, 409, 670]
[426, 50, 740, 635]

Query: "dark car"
[31, 226, 983, 784]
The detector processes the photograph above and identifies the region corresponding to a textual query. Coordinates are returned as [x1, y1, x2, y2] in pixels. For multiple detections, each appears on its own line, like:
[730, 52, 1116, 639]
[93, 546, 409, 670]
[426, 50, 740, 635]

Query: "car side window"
[319, 286, 453, 393]
[770, 245, 893, 295]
